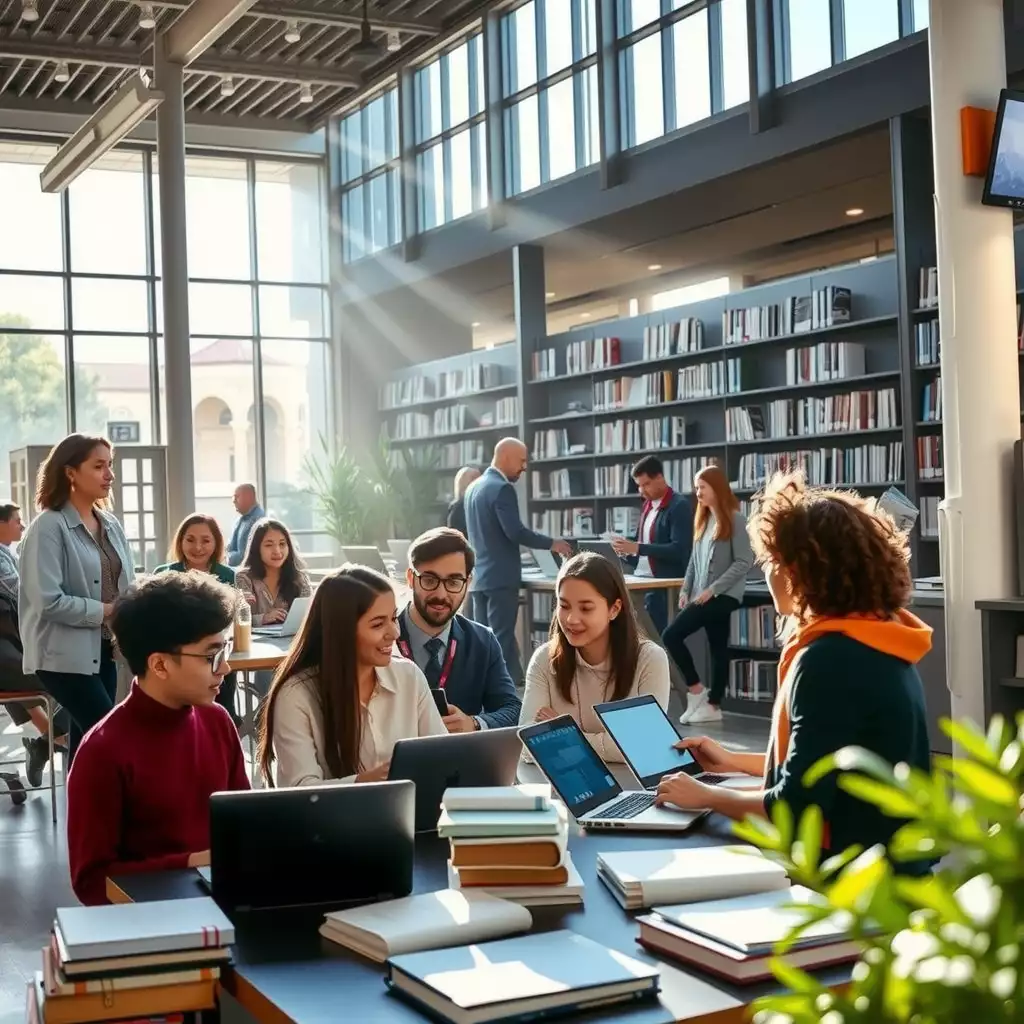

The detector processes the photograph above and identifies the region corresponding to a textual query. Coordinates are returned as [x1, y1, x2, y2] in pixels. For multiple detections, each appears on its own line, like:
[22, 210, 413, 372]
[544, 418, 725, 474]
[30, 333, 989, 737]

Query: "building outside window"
[502, 0, 599, 195]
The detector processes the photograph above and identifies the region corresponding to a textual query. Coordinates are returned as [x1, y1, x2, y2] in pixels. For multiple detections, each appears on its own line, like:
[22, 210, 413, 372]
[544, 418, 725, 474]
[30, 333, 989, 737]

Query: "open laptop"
[530, 549, 562, 578]
[207, 781, 415, 913]
[593, 694, 763, 791]
[577, 540, 626, 567]
[341, 545, 390, 574]
[389, 727, 522, 832]
[518, 715, 703, 831]
[387, 539, 411, 567]
[251, 595, 311, 638]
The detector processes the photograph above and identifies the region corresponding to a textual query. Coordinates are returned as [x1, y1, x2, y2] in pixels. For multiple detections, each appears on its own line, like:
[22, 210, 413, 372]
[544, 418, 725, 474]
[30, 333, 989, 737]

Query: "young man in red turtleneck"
[608, 454, 693, 635]
[66, 572, 249, 905]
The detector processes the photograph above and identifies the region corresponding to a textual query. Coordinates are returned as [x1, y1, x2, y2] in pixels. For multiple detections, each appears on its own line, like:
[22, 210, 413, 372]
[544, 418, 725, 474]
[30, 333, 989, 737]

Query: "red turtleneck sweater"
[67, 681, 249, 906]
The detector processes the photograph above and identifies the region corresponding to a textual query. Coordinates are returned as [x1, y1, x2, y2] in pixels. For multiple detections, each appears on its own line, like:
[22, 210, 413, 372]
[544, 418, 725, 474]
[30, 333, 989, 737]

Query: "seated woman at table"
[156, 513, 239, 725]
[519, 552, 670, 763]
[257, 565, 446, 787]
[653, 472, 933, 869]
[235, 517, 311, 626]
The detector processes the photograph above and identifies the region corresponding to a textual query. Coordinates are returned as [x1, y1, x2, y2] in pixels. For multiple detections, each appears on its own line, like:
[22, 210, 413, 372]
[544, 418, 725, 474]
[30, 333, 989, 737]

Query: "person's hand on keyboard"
[654, 771, 711, 812]
[674, 736, 737, 775]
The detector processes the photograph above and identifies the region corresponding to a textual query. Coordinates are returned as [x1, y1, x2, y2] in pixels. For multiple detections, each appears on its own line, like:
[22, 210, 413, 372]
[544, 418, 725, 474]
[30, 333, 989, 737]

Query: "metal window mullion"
[897, 0, 914, 36]
[505, 103, 522, 195]
[537, 86, 551, 184]
[61, 188, 75, 432]
[708, 0, 724, 113]
[829, 0, 844, 66]
[398, 67, 419, 254]
[142, 147, 161, 444]
[572, 66, 586, 170]
[662, 20, 676, 135]
[247, 158, 267, 504]
[620, 29, 636, 148]
[774, 0, 791, 84]
[442, 135, 454, 223]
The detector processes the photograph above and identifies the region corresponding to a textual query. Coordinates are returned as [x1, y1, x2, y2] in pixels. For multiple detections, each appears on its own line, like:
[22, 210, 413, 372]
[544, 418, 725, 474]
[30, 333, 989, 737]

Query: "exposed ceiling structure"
[0, 0, 483, 128]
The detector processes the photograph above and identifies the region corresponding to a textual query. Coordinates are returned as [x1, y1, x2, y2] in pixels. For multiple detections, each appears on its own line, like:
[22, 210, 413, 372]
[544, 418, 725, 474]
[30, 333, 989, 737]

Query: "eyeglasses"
[176, 639, 233, 674]
[413, 570, 467, 594]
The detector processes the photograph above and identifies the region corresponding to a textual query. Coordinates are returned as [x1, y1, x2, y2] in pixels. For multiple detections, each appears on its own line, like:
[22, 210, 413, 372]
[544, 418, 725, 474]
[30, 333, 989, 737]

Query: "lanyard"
[397, 632, 458, 689]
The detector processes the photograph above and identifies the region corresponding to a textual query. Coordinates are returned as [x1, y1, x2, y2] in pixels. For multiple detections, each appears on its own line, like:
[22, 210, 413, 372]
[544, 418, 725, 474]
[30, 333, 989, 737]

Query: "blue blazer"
[398, 608, 522, 730]
[464, 467, 552, 591]
[625, 490, 693, 579]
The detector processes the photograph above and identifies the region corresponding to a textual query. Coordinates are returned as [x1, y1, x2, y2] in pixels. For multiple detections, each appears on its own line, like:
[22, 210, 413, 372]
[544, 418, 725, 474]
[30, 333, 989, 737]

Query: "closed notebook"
[448, 854, 584, 907]
[449, 832, 567, 870]
[386, 930, 660, 1024]
[437, 805, 565, 839]
[596, 845, 789, 910]
[52, 927, 230, 981]
[56, 897, 234, 962]
[442, 785, 552, 813]
[320, 890, 532, 963]
[33, 972, 216, 1024]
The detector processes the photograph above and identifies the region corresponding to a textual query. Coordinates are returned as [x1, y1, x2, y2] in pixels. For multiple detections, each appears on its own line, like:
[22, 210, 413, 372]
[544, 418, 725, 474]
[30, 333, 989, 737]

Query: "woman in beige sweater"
[520, 552, 670, 763]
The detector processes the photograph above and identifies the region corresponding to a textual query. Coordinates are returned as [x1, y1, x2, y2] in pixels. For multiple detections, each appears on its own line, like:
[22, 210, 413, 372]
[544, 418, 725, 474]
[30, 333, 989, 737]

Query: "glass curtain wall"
[0, 140, 331, 555]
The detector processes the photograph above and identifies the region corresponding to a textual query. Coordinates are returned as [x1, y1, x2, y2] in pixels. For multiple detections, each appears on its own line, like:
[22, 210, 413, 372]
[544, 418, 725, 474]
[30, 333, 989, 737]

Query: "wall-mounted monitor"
[983, 89, 1024, 209]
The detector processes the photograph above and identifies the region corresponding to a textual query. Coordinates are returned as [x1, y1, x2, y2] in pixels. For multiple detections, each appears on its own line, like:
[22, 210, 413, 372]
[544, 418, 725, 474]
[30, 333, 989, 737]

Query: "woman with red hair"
[663, 464, 752, 725]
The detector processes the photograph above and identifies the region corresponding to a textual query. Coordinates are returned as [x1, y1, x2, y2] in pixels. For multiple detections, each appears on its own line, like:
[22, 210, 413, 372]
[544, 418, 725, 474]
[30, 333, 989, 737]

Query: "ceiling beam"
[163, 0, 260, 65]
[0, 37, 361, 87]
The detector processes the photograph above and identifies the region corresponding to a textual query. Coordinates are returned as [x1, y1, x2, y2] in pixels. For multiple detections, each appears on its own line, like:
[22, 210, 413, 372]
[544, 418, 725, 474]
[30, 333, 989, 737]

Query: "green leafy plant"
[734, 715, 1024, 1023]
[371, 434, 444, 541]
[304, 434, 390, 546]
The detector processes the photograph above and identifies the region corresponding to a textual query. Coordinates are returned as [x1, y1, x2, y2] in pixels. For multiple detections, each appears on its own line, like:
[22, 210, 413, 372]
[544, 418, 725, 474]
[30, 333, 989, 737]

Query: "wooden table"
[227, 639, 290, 783]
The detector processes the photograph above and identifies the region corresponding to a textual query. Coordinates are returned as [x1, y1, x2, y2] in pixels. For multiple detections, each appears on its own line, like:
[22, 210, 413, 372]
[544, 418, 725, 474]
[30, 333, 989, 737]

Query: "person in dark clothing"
[446, 466, 481, 540]
[652, 472, 933, 871]
[609, 455, 692, 635]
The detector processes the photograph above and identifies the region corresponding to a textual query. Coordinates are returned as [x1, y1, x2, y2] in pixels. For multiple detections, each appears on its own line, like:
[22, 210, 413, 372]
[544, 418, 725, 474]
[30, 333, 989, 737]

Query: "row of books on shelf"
[920, 496, 940, 538]
[531, 592, 555, 622]
[389, 399, 519, 440]
[532, 428, 582, 460]
[564, 337, 621, 375]
[914, 320, 939, 365]
[380, 364, 506, 408]
[436, 440, 485, 470]
[785, 340, 867, 385]
[733, 442, 904, 490]
[917, 435, 942, 479]
[593, 362, 736, 409]
[723, 286, 852, 345]
[531, 507, 595, 537]
[594, 416, 687, 454]
[727, 660, 778, 703]
[643, 318, 704, 358]
[918, 266, 938, 309]
[921, 377, 942, 422]
[596, 457, 716, 497]
[729, 605, 780, 650]
[533, 469, 586, 499]
[604, 505, 641, 535]
[725, 387, 899, 442]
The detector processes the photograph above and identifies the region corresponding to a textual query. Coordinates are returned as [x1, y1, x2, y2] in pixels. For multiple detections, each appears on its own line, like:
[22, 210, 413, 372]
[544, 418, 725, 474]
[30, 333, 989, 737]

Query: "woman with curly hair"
[653, 472, 932, 865]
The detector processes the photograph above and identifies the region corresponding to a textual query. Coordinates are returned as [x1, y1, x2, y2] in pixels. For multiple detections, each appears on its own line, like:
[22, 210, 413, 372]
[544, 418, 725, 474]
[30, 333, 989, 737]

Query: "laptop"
[341, 545, 390, 574]
[518, 715, 702, 831]
[251, 595, 311, 637]
[593, 694, 763, 791]
[577, 540, 626, 567]
[530, 549, 562, 578]
[208, 780, 415, 913]
[387, 539, 411, 567]
[389, 727, 522, 832]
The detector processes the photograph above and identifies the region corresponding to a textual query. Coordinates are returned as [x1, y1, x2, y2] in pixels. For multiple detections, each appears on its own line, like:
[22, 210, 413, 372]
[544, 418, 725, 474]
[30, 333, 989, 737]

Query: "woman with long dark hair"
[18, 434, 134, 761]
[235, 517, 310, 626]
[519, 552, 670, 762]
[258, 565, 446, 786]
[663, 464, 753, 726]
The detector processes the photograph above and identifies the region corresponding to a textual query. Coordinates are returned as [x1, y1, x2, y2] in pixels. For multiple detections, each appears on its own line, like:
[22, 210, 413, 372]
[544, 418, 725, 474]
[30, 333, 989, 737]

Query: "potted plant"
[304, 435, 390, 546]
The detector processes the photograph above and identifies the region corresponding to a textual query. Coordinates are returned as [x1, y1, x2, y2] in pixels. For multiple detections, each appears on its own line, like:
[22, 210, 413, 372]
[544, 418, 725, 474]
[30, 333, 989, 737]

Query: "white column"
[930, 0, 1020, 726]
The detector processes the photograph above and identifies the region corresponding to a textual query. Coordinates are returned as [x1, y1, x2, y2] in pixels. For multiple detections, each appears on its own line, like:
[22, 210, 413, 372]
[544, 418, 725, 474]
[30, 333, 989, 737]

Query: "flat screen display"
[983, 90, 1024, 208]
[599, 699, 696, 781]
[522, 721, 619, 812]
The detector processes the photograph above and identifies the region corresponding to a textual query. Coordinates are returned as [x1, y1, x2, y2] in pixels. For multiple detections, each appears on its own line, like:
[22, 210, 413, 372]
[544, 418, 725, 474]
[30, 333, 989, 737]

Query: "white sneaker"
[687, 701, 723, 725]
[679, 689, 708, 724]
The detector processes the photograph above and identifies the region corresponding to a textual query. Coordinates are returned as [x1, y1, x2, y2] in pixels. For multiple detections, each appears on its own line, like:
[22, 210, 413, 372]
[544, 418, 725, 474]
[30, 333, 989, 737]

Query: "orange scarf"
[764, 609, 933, 785]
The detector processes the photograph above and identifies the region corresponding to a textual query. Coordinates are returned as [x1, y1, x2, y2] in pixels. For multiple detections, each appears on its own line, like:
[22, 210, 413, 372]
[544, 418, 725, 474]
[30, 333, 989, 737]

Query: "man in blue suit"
[610, 454, 693, 635]
[398, 527, 522, 730]
[464, 439, 572, 683]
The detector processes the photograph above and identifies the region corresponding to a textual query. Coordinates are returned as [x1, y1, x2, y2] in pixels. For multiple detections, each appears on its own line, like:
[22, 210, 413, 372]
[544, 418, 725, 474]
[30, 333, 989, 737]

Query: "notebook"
[442, 785, 552, 813]
[386, 930, 660, 1024]
[596, 845, 789, 910]
[447, 854, 584, 907]
[437, 805, 565, 839]
[319, 890, 532, 963]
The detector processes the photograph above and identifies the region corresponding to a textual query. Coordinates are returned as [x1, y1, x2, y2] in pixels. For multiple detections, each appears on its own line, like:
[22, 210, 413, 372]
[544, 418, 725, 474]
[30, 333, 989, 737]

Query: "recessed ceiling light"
[846, 207, 865, 217]
[648, 263, 662, 271]
[471, 321, 481, 327]
[54, 61, 70, 83]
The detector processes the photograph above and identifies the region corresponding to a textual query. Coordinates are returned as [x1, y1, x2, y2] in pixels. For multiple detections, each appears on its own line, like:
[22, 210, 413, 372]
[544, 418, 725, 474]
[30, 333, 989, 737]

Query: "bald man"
[225, 483, 265, 566]
[464, 439, 571, 683]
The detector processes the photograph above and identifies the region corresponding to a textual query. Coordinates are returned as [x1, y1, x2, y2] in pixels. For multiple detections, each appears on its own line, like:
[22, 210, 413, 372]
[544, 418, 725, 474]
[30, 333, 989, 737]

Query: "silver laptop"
[251, 596, 311, 638]
[518, 715, 703, 831]
[531, 549, 562, 578]
[387, 539, 411, 567]
[577, 540, 626, 567]
[341, 546, 389, 574]
[593, 694, 763, 791]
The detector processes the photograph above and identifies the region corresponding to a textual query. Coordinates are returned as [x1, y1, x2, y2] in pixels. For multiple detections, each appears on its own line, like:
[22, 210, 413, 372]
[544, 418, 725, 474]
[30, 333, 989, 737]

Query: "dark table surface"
[111, 817, 848, 1024]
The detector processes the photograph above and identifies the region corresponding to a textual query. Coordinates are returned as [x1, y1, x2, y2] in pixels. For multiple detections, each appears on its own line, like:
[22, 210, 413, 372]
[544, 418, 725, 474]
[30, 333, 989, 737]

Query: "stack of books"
[439, 785, 583, 907]
[637, 885, 862, 984]
[30, 897, 233, 1024]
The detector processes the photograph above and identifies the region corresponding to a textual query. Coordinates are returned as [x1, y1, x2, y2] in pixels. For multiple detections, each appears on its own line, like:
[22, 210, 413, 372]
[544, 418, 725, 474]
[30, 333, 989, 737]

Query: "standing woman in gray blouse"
[18, 435, 134, 761]
[662, 464, 752, 727]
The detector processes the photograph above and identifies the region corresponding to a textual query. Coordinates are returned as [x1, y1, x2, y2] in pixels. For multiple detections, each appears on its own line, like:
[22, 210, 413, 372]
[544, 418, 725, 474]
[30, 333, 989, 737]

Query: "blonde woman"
[446, 465, 480, 538]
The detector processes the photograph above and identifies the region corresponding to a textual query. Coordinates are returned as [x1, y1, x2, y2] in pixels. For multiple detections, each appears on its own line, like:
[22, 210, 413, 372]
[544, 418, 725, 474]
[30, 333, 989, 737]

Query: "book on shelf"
[917, 436, 943, 480]
[735, 443, 904, 490]
[381, 376, 432, 409]
[728, 659, 777, 702]
[494, 397, 519, 427]
[433, 405, 470, 435]
[918, 266, 938, 309]
[319, 889, 532, 963]
[604, 505, 641, 536]
[678, 360, 725, 399]
[726, 405, 767, 441]
[730, 388, 898, 441]
[593, 415, 686, 454]
[730, 605, 779, 649]
[532, 468, 586, 499]
[531, 428, 571, 460]
[724, 287, 851, 345]
[566, 337, 620, 375]
[531, 348, 557, 380]
[785, 341, 865, 385]
[914, 320, 940, 365]
[919, 496, 940, 539]
[531, 507, 594, 537]
[643, 317, 703, 358]
[726, 356, 741, 393]
[530, 592, 554, 623]
[385, 930, 660, 1024]
[437, 440, 485, 469]
[921, 376, 942, 422]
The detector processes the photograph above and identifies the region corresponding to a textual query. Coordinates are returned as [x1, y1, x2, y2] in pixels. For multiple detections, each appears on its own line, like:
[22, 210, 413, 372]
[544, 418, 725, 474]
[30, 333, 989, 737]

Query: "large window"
[619, 0, 749, 151]
[502, 0, 599, 194]
[415, 33, 487, 231]
[338, 87, 401, 262]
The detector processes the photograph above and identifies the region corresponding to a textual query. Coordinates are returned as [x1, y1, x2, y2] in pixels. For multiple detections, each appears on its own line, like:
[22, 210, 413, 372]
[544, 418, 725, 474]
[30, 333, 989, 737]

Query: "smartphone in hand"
[431, 688, 449, 716]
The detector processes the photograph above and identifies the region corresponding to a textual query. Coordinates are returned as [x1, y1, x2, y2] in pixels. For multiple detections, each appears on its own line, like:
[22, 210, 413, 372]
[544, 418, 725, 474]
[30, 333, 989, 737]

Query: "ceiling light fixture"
[387, 30, 401, 52]
[220, 75, 235, 97]
[647, 263, 662, 271]
[845, 207, 865, 217]
[545, 292, 555, 299]
[20, 0, 39, 22]
[299, 82, 314, 104]
[580, 312, 591, 319]
[349, 0, 382, 61]
[137, 2, 156, 29]
[284, 19, 301, 43]
[54, 61, 70, 83]
[471, 321, 481, 328]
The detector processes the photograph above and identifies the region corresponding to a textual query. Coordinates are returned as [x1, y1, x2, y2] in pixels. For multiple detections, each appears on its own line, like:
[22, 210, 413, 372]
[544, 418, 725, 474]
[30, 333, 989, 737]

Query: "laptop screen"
[596, 697, 696, 786]
[520, 717, 621, 818]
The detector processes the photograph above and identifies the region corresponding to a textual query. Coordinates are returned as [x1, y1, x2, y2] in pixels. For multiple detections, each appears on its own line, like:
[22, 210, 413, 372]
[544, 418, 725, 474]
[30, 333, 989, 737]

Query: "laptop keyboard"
[601, 791, 656, 819]
[700, 773, 729, 785]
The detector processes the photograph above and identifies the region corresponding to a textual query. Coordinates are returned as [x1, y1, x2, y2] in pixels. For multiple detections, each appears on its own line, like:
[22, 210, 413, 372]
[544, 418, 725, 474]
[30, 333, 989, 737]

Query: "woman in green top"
[156, 513, 239, 724]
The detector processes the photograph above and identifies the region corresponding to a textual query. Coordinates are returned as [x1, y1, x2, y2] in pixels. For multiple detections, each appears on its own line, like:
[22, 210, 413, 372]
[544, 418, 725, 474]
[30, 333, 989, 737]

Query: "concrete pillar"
[154, 44, 196, 527]
[929, 0, 1019, 726]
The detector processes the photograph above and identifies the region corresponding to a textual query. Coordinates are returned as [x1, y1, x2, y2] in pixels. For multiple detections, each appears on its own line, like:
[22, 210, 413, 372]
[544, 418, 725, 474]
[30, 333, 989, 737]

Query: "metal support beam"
[164, 0, 260, 65]
[154, 42, 196, 527]
[746, 0, 776, 133]
[596, 0, 624, 189]
[483, 8, 506, 229]
[398, 66, 420, 261]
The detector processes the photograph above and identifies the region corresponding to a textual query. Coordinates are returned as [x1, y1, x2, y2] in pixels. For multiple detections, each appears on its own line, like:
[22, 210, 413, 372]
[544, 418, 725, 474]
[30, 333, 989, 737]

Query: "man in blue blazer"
[464, 439, 572, 683]
[610, 454, 693, 635]
[398, 527, 522, 731]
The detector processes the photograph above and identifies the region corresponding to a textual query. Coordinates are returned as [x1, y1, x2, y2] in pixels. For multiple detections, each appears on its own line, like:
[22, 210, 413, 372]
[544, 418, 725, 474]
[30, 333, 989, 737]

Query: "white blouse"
[271, 658, 447, 786]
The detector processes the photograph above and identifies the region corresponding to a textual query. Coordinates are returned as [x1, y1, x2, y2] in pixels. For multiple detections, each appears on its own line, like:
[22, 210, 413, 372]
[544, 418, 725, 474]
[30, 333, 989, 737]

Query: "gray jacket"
[683, 510, 753, 603]
[18, 504, 134, 675]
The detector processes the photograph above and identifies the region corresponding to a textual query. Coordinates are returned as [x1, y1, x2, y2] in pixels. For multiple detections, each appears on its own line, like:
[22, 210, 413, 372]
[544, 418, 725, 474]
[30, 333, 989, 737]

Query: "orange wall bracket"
[961, 105, 997, 177]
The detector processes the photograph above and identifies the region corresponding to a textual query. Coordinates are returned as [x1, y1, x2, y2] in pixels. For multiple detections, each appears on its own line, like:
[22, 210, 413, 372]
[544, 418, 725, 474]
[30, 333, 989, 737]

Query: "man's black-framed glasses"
[413, 570, 468, 594]
[176, 639, 234, 674]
